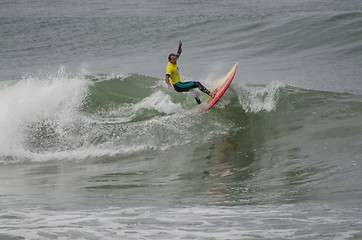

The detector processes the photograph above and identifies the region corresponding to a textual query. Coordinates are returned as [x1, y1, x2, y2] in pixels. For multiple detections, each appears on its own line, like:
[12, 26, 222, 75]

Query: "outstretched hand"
[177, 40, 182, 56]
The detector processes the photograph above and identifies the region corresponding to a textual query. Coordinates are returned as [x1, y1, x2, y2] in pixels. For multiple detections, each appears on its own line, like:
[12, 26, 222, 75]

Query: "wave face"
[1, 71, 361, 165]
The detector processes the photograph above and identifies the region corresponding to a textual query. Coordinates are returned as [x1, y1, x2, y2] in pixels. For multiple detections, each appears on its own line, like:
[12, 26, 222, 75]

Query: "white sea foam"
[0, 68, 90, 161]
[1, 204, 360, 240]
[0, 71, 195, 163]
[235, 81, 284, 113]
[133, 90, 182, 114]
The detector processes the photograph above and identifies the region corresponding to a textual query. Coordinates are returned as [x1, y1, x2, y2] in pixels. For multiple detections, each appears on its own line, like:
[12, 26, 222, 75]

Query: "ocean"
[1, 0, 362, 239]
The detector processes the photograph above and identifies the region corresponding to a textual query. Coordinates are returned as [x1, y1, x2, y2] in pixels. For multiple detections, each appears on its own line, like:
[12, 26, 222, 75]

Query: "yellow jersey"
[166, 61, 180, 84]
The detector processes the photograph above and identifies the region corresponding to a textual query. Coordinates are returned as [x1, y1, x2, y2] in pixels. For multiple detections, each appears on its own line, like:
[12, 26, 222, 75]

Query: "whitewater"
[1, 0, 362, 239]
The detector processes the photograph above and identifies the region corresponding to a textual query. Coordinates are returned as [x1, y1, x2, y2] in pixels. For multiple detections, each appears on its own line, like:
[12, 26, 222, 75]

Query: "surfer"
[165, 40, 216, 104]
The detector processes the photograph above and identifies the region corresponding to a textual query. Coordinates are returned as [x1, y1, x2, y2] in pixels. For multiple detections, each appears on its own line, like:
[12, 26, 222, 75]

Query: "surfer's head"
[168, 53, 178, 64]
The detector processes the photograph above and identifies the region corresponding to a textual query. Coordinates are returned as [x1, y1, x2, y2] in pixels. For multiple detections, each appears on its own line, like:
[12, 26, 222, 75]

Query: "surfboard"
[204, 63, 237, 110]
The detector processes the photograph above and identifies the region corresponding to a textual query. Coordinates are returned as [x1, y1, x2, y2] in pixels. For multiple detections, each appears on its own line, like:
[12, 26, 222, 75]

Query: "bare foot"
[209, 90, 217, 98]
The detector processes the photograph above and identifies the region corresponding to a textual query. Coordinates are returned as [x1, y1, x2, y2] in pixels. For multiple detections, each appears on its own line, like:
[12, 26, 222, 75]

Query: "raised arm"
[176, 40, 182, 57]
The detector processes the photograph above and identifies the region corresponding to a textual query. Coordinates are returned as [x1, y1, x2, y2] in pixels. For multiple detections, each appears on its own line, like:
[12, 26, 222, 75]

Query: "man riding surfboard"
[165, 40, 216, 104]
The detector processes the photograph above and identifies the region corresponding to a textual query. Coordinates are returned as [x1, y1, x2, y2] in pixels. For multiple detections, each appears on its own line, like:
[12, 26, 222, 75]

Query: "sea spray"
[235, 81, 284, 113]
[133, 90, 182, 115]
[0, 68, 90, 161]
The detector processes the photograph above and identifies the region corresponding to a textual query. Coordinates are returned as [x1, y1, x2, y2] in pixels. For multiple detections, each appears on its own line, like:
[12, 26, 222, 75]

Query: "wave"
[1, 70, 362, 163]
[217, 10, 362, 57]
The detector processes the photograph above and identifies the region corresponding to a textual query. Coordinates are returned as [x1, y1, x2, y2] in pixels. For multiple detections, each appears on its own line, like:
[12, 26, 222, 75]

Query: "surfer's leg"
[174, 81, 211, 94]
[173, 81, 196, 92]
[194, 96, 201, 104]
[173, 82, 202, 104]
[194, 82, 211, 95]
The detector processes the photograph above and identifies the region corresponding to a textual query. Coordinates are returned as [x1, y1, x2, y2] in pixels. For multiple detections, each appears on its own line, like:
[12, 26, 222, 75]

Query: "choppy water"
[1, 0, 362, 239]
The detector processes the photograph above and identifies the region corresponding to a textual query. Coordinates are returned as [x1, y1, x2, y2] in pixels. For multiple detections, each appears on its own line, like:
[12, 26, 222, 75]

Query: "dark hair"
[168, 53, 176, 61]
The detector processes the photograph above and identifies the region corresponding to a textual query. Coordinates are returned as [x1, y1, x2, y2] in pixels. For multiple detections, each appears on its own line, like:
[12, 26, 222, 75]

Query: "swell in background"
[1, 0, 361, 94]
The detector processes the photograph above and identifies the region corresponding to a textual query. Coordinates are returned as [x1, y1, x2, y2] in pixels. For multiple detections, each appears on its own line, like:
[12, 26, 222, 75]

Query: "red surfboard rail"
[205, 63, 238, 110]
